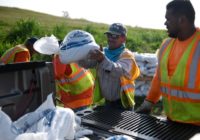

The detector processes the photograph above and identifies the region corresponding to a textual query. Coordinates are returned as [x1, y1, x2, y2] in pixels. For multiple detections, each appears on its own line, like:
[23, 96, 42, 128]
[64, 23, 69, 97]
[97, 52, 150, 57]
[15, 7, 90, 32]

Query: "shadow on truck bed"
[0, 61, 56, 121]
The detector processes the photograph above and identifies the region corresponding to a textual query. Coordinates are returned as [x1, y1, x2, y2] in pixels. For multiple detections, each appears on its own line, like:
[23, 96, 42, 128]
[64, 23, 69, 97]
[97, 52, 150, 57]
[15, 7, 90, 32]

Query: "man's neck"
[178, 26, 196, 41]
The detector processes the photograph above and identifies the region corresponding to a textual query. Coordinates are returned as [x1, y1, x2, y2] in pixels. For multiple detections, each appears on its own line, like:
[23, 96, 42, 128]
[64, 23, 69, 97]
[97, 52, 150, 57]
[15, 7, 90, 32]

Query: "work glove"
[135, 100, 154, 114]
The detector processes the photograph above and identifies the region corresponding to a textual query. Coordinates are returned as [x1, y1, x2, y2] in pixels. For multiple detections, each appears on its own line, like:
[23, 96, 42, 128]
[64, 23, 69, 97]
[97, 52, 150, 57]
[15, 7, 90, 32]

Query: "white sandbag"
[135, 81, 151, 96]
[139, 66, 148, 75]
[147, 67, 156, 73]
[135, 81, 145, 89]
[106, 135, 135, 140]
[59, 30, 99, 64]
[136, 61, 145, 68]
[133, 52, 144, 62]
[33, 35, 59, 55]
[190, 133, 200, 140]
[47, 106, 76, 140]
[59, 43, 99, 64]
[15, 132, 48, 140]
[11, 93, 78, 140]
[11, 93, 56, 134]
[142, 53, 157, 64]
[146, 63, 157, 69]
[34, 30, 99, 64]
[15, 107, 76, 140]
[35, 93, 55, 112]
[0, 110, 17, 140]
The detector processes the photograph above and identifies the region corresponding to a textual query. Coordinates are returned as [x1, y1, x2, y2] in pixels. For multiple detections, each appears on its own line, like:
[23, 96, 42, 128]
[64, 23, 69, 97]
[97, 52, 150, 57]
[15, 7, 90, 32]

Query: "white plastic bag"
[11, 93, 56, 134]
[106, 135, 135, 140]
[0, 110, 17, 140]
[33, 35, 59, 55]
[15, 132, 48, 140]
[47, 106, 76, 140]
[11, 93, 77, 140]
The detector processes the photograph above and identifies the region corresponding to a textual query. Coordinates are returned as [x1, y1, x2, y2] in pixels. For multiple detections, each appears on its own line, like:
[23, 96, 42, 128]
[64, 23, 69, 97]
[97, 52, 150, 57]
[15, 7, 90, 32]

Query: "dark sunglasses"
[106, 33, 120, 39]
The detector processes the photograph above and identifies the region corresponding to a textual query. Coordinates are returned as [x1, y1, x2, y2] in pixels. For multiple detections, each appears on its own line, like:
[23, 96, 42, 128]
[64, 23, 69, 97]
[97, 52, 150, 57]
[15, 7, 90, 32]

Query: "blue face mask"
[104, 43, 125, 62]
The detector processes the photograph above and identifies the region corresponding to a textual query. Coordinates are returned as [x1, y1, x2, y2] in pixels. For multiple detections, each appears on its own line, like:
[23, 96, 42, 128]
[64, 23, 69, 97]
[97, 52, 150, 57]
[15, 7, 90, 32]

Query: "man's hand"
[135, 100, 154, 114]
[88, 49, 105, 63]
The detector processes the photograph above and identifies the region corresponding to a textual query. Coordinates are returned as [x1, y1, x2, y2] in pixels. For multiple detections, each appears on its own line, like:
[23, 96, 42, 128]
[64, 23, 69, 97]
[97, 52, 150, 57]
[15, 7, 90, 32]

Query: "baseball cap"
[104, 23, 127, 36]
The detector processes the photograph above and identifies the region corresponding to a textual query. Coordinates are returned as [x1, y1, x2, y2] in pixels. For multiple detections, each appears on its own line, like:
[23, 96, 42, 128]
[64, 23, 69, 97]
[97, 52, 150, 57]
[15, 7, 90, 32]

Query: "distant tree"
[62, 11, 69, 18]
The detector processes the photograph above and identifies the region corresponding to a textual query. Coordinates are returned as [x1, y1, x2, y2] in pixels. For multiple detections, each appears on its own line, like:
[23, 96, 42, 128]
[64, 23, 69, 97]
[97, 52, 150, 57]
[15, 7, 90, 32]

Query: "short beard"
[168, 31, 178, 38]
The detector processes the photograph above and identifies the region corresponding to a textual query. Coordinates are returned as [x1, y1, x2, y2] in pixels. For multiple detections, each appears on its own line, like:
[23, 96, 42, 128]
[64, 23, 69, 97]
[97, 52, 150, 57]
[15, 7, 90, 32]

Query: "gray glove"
[135, 100, 154, 114]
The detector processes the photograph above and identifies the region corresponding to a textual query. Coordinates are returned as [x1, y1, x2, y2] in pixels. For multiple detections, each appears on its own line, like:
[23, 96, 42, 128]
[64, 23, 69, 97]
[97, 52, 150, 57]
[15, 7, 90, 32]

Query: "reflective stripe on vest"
[56, 63, 94, 109]
[160, 33, 200, 86]
[120, 76, 135, 108]
[157, 38, 172, 80]
[121, 83, 135, 92]
[188, 41, 200, 89]
[0, 46, 29, 64]
[119, 49, 140, 108]
[57, 64, 93, 95]
[161, 87, 200, 100]
[159, 30, 200, 124]
[59, 70, 86, 84]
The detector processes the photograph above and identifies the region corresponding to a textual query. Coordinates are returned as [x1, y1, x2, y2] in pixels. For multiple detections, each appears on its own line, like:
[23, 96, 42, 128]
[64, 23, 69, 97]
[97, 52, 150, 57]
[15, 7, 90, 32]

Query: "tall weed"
[4, 18, 43, 43]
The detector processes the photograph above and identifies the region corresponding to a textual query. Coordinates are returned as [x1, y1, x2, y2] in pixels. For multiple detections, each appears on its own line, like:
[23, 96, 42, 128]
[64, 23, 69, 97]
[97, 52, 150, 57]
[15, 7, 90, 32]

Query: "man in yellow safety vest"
[136, 0, 200, 126]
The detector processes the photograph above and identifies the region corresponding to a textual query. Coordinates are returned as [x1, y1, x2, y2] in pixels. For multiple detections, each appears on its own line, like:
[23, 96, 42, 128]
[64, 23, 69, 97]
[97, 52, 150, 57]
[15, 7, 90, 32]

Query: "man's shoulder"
[15, 44, 25, 48]
[160, 38, 173, 48]
[3, 45, 24, 53]
[120, 49, 134, 59]
[163, 38, 172, 43]
[122, 48, 133, 55]
[195, 28, 200, 40]
[15, 45, 28, 51]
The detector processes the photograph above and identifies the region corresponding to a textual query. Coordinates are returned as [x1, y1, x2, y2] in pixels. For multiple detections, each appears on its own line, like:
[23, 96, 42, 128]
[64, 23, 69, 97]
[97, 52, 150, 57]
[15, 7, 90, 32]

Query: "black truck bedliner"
[77, 107, 200, 140]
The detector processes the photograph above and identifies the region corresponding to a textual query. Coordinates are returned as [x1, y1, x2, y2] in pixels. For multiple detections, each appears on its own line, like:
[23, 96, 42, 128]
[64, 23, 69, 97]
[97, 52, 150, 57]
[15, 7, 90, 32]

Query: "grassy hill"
[0, 6, 167, 60]
[0, 6, 108, 40]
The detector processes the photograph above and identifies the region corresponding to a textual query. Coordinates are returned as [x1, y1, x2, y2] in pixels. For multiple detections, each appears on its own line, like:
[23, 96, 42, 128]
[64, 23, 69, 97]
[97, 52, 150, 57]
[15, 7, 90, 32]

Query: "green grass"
[0, 6, 168, 58]
[0, 6, 166, 115]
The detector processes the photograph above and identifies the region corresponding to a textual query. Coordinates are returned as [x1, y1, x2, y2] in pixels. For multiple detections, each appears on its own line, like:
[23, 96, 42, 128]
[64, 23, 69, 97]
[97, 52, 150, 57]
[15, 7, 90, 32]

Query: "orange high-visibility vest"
[120, 49, 140, 108]
[0, 45, 30, 64]
[158, 30, 200, 125]
[54, 58, 94, 109]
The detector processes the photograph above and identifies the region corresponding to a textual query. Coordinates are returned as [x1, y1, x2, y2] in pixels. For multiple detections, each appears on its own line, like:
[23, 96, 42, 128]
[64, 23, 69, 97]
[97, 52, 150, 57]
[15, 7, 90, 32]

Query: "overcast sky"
[0, 0, 199, 29]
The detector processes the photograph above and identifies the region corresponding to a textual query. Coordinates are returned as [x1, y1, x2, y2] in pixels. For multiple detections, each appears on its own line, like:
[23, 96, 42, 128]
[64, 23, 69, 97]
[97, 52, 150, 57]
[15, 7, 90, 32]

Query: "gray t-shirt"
[78, 49, 135, 101]
[97, 56, 133, 101]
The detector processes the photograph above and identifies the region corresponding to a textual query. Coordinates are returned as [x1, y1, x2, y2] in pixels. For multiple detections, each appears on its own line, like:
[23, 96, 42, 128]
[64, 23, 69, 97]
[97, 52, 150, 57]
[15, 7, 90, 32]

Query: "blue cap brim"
[104, 31, 121, 35]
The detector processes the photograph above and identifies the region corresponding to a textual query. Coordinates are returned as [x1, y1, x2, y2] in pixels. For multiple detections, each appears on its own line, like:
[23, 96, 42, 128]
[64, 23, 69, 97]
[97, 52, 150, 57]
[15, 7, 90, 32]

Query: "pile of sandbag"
[133, 52, 158, 96]
[0, 94, 93, 140]
[135, 79, 152, 96]
[133, 52, 158, 77]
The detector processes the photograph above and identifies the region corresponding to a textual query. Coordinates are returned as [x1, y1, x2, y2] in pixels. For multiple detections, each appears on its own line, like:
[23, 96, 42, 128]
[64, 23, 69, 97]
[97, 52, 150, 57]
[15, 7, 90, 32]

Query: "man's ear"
[178, 15, 187, 24]
[121, 36, 126, 42]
